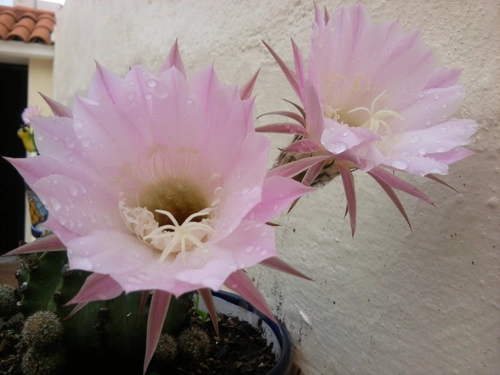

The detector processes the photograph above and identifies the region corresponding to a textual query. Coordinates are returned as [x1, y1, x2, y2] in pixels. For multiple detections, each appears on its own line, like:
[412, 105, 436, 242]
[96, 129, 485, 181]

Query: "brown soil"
[0, 309, 277, 375]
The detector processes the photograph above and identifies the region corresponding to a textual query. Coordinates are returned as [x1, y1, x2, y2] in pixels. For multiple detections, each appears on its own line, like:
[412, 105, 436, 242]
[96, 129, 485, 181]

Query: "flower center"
[120, 179, 216, 262]
[324, 90, 402, 138]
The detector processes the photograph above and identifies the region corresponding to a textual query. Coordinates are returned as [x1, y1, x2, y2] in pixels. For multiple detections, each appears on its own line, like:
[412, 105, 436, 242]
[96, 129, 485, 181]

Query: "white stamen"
[348, 90, 402, 136]
[120, 199, 215, 262]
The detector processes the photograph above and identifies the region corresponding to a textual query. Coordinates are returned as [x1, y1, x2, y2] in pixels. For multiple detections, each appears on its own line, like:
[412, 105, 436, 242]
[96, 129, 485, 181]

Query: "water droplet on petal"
[64, 137, 75, 147]
[185, 98, 193, 104]
[410, 135, 422, 144]
[50, 198, 61, 211]
[145, 79, 157, 88]
[68, 185, 78, 196]
[245, 246, 254, 253]
[144, 93, 152, 100]
[430, 167, 443, 174]
[425, 120, 432, 125]
[81, 137, 91, 147]
[436, 146, 447, 153]
[330, 141, 348, 154]
[342, 132, 349, 137]
[391, 160, 408, 170]
[442, 104, 447, 108]
[418, 147, 428, 155]
[434, 95, 440, 99]
[36, 133, 44, 141]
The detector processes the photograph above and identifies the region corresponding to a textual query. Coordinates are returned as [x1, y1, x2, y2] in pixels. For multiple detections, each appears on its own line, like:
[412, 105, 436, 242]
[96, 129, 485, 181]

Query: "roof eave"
[0, 39, 54, 64]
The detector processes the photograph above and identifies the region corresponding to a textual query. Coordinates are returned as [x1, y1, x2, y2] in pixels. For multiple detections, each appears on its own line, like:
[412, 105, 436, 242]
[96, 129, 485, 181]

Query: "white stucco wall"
[53, 1, 499, 374]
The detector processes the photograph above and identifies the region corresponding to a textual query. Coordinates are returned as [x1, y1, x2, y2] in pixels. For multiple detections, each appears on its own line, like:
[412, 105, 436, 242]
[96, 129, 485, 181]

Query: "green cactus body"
[16, 249, 192, 374]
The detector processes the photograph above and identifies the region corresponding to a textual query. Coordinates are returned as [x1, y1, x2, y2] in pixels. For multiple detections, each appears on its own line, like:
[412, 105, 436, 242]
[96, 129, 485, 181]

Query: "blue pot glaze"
[211, 290, 292, 375]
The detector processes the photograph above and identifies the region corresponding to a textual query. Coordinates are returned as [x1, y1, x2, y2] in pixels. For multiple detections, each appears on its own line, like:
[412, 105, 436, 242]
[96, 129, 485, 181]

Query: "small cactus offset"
[0, 284, 18, 320]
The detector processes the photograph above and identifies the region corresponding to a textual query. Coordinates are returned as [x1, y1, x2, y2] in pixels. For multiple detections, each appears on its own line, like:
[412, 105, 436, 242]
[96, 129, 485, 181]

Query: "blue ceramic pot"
[208, 291, 292, 375]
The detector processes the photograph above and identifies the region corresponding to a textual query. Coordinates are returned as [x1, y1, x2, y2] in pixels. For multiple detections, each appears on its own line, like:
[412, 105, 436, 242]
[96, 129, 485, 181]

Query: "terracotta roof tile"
[0, 5, 55, 45]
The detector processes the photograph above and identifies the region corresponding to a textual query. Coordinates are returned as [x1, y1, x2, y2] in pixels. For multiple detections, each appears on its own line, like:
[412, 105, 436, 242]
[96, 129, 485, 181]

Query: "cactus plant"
[14, 249, 192, 374]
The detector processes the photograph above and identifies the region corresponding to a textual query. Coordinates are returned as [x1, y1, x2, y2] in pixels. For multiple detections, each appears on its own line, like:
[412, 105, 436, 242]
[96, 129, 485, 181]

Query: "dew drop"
[64, 137, 75, 147]
[129, 81, 134, 86]
[434, 95, 440, 99]
[36, 133, 44, 141]
[342, 132, 349, 137]
[50, 198, 61, 211]
[185, 98, 193, 104]
[145, 79, 157, 88]
[126, 93, 135, 101]
[260, 250, 268, 256]
[81, 137, 91, 147]
[68, 185, 78, 196]
[97, 293, 107, 300]
[391, 160, 408, 170]
[144, 93, 152, 100]
[330, 141, 348, 154]
[67, 154, 75, 162]
[430, 167, 443, 174]
[418, 147, 428, 155]
[436, 146, 447, 153]
[442, 104, 447, 109]
[410, 135, 422, 144]
[245, 246, 254, 253]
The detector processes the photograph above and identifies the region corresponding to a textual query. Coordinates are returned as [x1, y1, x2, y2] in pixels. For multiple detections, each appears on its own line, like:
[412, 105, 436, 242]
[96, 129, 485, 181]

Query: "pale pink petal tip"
[224, 270, 277, 324]
[144, 291, 172, 374]
[4, 235, 66, 256]
[65, 273, 123, 305]
[40, 93, 73, 118]
[159, 39, 186, 78]
[198, 288, 220, 336]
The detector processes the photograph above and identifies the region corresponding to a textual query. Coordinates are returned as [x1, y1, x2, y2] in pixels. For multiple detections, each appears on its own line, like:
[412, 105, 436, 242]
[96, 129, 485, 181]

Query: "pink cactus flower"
[261, 4, 478, 233]
[6, 41, 312, 372]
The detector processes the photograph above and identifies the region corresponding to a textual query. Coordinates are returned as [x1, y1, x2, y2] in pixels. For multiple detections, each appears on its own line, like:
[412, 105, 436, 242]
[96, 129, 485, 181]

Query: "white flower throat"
[324, 90, 402, 138]
[120, 178, 216, 262]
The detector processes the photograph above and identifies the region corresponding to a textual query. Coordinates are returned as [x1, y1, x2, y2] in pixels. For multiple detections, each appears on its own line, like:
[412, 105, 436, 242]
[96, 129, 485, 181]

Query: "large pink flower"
[6, 42, 312, 370]
[261, 4, 478, 233]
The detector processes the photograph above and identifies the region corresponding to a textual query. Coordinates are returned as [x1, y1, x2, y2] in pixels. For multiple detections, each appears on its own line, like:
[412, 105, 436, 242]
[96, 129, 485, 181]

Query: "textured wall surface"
[54, 1, 499, 374]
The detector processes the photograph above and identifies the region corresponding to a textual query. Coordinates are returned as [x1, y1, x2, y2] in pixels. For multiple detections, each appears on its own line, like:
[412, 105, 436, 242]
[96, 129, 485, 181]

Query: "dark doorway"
[0, 63, 28, 254]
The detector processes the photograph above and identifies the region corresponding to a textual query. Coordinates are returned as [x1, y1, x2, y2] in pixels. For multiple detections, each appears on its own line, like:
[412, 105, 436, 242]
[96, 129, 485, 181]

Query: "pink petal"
[260, 257, 312, 280]
[262, 40, 300, 99]
[40, 93, 73, 118]
[267, 155, 332, 178]
[144, 290, 172, 374]
[224, 270, 277, 323]
[258, 110, 305, 126]
[65, 273, 123, 304]
[424, 67, 462, 90]
[303, 81, 326, 141]
[246, 175, 313, 222]
[282, 138, 320, 154]
[198, 288, 219, 336]
[4, 234, 65, 256]
[369, 167, 434, 205]
[321, 118, 381, 155]
[255, 123, 307, 136]
[337, 163, 357, 236]
[239, 69, 260, 100]
[159, 39, 186, 78]
[368, 171, 412, 228]
[87, 61, 123, 104]
[291, 39, 306, 92]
